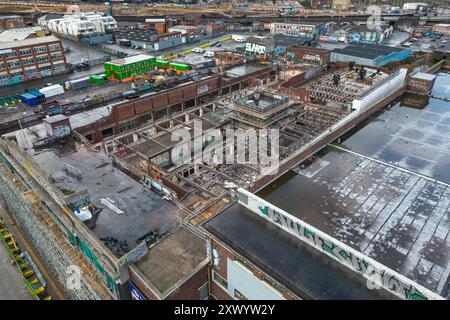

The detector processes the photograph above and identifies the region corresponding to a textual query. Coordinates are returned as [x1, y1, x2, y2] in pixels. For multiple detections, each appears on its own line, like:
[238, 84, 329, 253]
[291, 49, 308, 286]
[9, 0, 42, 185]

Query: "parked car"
[203, 51, 214, 58]
[193, 47, 205, 53]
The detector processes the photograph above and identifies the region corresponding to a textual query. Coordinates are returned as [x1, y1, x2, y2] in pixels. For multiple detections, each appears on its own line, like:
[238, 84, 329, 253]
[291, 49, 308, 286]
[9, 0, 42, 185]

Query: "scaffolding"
[0, 148, 116, 300]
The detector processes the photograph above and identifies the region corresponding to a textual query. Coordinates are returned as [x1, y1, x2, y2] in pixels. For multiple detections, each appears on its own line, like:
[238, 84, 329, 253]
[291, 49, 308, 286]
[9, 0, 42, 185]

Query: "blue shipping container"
[19, 93, 39, 106]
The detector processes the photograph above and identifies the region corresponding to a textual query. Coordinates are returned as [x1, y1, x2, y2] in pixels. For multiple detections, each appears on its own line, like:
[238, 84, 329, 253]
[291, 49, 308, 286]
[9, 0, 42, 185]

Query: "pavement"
[0, 230, 33, 300]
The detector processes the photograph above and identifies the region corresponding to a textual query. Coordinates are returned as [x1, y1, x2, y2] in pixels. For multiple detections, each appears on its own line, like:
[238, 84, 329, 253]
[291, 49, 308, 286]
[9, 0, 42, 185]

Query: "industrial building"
[0, 35, 67, 86]
[0, 30, 447, 302]
[114, 29, 185, 52]
[330, 43, 412, 67]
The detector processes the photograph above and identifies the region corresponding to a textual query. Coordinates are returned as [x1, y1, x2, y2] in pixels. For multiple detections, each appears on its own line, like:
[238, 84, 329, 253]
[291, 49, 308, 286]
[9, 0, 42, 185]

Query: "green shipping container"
[90, 75, 107, 84]
[156, 59, 169, 68]
[169, 62, 191, 71]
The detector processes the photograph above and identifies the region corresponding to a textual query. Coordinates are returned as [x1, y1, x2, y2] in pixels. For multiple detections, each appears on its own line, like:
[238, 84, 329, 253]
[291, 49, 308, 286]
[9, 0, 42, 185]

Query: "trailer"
[68, 77, 91, 90]
[39, 84, 65, 99]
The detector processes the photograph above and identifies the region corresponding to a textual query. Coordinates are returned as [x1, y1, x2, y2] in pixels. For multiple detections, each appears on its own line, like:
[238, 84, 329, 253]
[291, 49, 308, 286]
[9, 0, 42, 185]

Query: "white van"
[203, 51, 214, 58]
[193, 47, 205, 53]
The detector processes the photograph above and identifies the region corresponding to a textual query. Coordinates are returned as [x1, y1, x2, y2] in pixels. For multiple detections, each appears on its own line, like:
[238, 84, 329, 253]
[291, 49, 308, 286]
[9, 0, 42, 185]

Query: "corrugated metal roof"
[332, 43, 406, 60]
[0, 26, 46, 42]
[0, 35, 60, 50]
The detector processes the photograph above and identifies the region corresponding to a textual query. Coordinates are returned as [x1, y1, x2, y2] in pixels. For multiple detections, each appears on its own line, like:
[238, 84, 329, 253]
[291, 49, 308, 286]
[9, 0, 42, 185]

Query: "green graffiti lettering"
[404, 287, 428, 300]
[272, 210, 282, 226]
[321, 240, 337, 257]
[258, 205, 270, 218]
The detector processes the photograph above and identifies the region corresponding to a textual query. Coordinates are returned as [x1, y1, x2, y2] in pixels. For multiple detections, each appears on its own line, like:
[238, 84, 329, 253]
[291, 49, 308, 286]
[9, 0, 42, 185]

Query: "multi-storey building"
[0, 35, 67, 86]
[38, 12, 117, 41]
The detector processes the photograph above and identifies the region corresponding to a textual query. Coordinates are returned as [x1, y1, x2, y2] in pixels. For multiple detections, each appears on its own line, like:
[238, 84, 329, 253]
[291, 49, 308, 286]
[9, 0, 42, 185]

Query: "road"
[0, 207, 65, 300]
[382, 31, 410, 47]
[0, 237, 33, 300]
[0, 65, 104, 97]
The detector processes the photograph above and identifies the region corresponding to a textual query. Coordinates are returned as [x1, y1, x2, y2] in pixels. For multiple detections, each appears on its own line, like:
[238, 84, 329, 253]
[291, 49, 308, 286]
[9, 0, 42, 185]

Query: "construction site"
[1, 35, 448, 301]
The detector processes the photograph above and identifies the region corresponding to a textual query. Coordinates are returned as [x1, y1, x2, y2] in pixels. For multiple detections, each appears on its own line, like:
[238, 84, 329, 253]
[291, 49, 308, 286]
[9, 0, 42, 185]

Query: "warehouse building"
[330, 43, 412, 67]
[114, 29, 184, 52]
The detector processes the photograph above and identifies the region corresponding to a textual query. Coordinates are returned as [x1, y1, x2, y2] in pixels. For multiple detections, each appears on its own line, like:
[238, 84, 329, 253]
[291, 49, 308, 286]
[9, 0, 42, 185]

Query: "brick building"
[0, 35, 67, 86]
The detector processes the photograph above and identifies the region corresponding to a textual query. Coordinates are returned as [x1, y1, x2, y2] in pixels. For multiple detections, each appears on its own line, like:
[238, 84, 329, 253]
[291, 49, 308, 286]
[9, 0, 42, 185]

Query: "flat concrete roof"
[204, 202, 396, 300]
[260, 147, 450, 298]
[412, 72, 437, 81]
[134, 227, 208, 296]
[31, 142, 179, 253]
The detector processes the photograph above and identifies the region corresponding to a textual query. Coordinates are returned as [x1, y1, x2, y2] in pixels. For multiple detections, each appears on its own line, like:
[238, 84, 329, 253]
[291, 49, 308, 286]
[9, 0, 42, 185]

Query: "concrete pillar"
[199, 107, 204, 117]
[169, 120, 174, 128]
[185, 113, 190, 123]
[132, 133, 139, 143]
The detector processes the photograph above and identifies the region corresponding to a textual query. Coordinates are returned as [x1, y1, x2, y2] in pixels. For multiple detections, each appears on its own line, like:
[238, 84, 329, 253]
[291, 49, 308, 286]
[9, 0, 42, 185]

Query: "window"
[36, 55, 49, 63]
[33, 46, 47, 54]
[234, 289, 248, 300]
[24, 68, 37, 75]
[2, 51, 18, 58]
[50, 53, 63, 60]
[140, 113, 151, 125]
[119, 119, 136, 133]
[212, 271, 228, 290]
[84, 134, 93, 142]
[22, 57, 35, 66]
[19, 48, 32, 56]
[7, 60, 21, 69]
[101, 127, 114, 138]
[48, 43, 61, 51]
[10, 71, 23, 78]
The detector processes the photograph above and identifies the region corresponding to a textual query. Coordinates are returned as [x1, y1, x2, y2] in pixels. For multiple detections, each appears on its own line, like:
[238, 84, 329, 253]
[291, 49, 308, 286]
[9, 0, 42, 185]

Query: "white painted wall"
[352, 68, 407, 112]
[226, 258, 285, 300]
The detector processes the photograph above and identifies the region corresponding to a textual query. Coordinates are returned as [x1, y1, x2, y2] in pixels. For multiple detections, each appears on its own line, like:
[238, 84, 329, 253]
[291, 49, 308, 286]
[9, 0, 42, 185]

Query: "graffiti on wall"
[237, 188, 443, 301]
